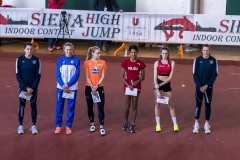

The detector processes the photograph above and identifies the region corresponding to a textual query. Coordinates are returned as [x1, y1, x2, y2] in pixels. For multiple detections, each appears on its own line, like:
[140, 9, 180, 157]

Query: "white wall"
[2, 0, 227, 15]
[136, 0, 227, 15]
[200, 0, 226, 15]
[136, 0, 186, 14]
[2, 0, 45, 8]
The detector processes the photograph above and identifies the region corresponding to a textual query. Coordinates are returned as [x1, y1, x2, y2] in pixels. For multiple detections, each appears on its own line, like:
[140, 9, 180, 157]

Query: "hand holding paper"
[19, 91, 32, 101]
[125, 87, 138, 96]
[62, 91, 75, 99]
[156, 96, 169, 104]
[91, 91, 101, 103]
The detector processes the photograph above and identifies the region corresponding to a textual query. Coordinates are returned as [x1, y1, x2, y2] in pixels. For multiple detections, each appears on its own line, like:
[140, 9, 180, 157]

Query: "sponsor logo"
[155, 16, 217, 41]
[132, 18, 139, 26]
[92, 68, 100, 74]
[128, 67, 138, 70]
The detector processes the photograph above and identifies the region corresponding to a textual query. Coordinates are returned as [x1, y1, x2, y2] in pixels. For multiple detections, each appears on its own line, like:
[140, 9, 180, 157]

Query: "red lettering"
[30, 13, 40, 26]
[218, 19, 229, 33]
[82, 27, 90, 37]
[86, 13, 95, 24]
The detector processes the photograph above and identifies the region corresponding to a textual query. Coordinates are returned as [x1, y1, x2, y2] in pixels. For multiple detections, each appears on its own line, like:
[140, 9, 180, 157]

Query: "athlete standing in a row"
[153, 46, 179, 132]
[16, 43, 41, 135]
[84, 46, 107, 136]
[55, 42, 80, 135]
[193, 44, 218, 134]
[121, 45, 146, 133]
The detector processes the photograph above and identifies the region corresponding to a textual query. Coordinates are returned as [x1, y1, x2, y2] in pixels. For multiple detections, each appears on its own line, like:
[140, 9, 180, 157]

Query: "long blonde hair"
[86, 46, 100, 60]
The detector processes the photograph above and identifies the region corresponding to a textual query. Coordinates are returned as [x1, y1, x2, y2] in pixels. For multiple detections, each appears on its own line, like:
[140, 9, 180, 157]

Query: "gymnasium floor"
[0, 40, 239, 160]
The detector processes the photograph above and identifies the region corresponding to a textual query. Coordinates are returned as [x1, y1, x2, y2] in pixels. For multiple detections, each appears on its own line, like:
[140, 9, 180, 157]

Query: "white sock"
[172, 117, 177, 125]
[100, 125, 103, 129]
[155, 117, 160, 125]
[195, 120, 199, 125]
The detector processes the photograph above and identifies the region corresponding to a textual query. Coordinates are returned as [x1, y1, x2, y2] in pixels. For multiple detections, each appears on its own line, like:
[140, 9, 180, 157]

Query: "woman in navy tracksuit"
[55, 42, 80, 135]
[16, 43, 41, 135]
[192, 44, 218, 134]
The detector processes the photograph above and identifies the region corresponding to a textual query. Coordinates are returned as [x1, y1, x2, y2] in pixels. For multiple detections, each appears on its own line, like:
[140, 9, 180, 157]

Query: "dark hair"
[128, 45, 138, 53]
[86, 46, 100, 60]
[24, 42, 33, 49]
[203, 44, 211, 49]
[160, 46, 170, 60]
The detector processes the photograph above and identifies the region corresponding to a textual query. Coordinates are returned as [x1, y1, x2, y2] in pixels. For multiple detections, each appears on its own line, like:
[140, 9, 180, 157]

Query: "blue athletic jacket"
[193, 55, 218, 88]
[16, 55, 41, 91]
[56, 55, 80, 90]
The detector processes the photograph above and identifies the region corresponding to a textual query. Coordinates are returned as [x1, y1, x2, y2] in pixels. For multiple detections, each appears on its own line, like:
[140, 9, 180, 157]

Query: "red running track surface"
[0, 53, 239, 160]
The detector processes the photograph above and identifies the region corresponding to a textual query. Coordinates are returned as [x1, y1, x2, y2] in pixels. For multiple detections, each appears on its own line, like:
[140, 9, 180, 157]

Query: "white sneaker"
[29, 125, 38, 135]
[100, 128, 106, 136]
[193, 123, 200, 134]
[204, 123, 211, 134]
[17, 125, 24, 134]
[89, 125, 96, 132]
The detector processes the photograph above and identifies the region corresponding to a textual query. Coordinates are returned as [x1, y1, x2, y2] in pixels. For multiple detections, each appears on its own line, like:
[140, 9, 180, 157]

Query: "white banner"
[1, 8, 240, 45]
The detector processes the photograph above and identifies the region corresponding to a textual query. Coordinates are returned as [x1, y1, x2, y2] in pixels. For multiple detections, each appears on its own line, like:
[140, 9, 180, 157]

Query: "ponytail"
[86, 47, 92, 61]
[86, 46, 100, 60]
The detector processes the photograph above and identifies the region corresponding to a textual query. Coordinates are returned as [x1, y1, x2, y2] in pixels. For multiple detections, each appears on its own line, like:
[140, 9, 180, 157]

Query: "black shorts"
[157, 79, 172, 92]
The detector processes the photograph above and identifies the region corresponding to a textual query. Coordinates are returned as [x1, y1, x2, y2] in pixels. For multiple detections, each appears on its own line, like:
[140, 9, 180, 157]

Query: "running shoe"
[89, 125, 96, 132]
[193, 122, 200, 134]
[130, 123, 137, 133]
[48, 47, 54, 52]
[204, 123, 211, 134]
[100, 128, 106, 136]
[55, 127, 61, 134]
[17, 125, 24, 134]
[55, 46, 61, 50]
[66, 127, 72, 135]
[156, 124, 161, 132]
[173, 124, 179, 132]
[29, 125, 38, 135]
[122, 121, 129, 131]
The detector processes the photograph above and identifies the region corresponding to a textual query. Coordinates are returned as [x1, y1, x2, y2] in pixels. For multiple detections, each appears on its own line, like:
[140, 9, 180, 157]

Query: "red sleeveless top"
[157, 60, 171, 76]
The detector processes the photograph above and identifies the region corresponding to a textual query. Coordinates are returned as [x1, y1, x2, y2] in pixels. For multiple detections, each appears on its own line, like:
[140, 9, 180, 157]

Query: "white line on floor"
[232, 73, 240, 75]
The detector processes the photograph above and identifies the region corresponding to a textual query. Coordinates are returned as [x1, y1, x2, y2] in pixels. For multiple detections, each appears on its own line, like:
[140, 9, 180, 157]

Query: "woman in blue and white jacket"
[55, 42, 80, 135]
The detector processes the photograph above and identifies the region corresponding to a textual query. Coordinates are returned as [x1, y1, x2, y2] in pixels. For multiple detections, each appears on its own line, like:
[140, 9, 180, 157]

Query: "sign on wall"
[1, 8, 240, 45]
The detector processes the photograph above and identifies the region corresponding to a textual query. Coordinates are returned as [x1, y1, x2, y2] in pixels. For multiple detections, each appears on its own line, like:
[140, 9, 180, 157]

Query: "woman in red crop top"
[153, 46, 179, 132]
